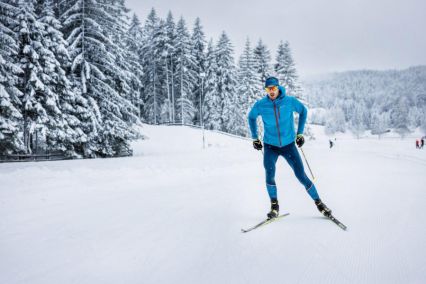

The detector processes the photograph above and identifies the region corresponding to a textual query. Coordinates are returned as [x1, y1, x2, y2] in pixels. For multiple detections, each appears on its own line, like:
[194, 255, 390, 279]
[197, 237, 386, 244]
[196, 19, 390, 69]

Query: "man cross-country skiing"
[248, 77, 332, 220]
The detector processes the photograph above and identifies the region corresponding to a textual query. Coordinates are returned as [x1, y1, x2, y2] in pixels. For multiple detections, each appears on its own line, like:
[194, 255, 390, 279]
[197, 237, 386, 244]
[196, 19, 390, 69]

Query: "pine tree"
[190, 17, 206, 125]
[214, 32, 238, 132]
[126, 13, 144, 117]
[60, 0, 103, 156]
[164, 11, 177, 123]
[350, 102, 367, 139]
[34, 0, 88, 156]
[155, 19, 171, 124]
[420, 106, 426, 135]
[253, 39, 272, 83]
[139, 9, 157, 123]
[203, 39, 220, 130]
[107, 1, 142, 124]
[61, 0, 138, 157]
[371, 109, 390, 139]
[236, 38, 259, 136]
[140, 8, 165, 124]
[0, 0, 24, 154]
[97, 0, 140, 154]
[173, 16, 197, 124]
[392, 96, 411, 138]
[325, 106, 346, 135]
[407, 106, 422, 128]
[274, 40, 301, 96]
[15, 0, 69, 154]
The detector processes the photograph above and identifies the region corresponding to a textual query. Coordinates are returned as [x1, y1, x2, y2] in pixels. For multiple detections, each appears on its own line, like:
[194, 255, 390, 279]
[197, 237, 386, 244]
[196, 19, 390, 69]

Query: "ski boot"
[267, 199, 279, 219]
[315, 199, 332, 217]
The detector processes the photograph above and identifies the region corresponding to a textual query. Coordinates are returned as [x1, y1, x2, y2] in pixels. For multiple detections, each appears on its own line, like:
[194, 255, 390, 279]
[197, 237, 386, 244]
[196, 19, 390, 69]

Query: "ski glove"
[296, 134, 305, 148]
[253, 139, 263, 150]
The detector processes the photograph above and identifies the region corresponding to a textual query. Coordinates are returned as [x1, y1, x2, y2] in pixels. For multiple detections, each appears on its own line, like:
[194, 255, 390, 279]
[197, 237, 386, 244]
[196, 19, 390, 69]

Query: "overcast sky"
[125, 0, 426, 78]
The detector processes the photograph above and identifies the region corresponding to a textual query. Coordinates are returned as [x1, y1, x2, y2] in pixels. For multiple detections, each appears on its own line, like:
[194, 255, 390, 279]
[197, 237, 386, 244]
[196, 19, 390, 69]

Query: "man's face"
[265, 85, 279, 100]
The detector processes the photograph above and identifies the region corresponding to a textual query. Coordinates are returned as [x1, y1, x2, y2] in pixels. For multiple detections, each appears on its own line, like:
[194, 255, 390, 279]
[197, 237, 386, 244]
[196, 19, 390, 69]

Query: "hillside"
[301, 66, 426, 136]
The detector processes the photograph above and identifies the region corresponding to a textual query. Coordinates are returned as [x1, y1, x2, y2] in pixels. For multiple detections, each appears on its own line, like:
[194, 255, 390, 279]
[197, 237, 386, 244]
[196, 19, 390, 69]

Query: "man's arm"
[292, 97, 307, 135]
[248, 102, 260, 139]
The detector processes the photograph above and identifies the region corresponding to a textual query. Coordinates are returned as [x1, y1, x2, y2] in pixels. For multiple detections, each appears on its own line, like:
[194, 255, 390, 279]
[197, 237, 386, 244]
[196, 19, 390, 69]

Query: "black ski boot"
[267, 199, 279, 219]
[315, 199, 332, 217]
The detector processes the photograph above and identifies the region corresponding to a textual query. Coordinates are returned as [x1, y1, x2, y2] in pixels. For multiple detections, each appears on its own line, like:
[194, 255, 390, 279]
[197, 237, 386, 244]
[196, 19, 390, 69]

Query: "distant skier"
[248, 77, 332, 219]
[329, 139, 334, 148]
[416, 140, 420, 149]
[421, 138, 425, 149]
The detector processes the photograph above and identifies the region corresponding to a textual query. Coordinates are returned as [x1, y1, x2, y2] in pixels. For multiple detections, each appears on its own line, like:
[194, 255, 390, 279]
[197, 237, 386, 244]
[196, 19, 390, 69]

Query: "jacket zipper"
[273, 101, 282, 146]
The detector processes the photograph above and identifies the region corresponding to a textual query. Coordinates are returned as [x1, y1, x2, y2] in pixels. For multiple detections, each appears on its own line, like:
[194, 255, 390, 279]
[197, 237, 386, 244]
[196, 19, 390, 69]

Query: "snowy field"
[1, 124, 425, 284]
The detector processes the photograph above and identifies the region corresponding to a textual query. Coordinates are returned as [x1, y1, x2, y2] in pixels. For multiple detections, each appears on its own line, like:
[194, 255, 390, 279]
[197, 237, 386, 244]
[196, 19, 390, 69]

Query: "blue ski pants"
[263, 142, 320, 201]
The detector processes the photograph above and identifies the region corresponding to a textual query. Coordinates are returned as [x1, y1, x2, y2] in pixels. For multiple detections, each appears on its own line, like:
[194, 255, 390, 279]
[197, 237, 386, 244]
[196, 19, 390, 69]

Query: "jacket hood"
[278, 85, 286, 96]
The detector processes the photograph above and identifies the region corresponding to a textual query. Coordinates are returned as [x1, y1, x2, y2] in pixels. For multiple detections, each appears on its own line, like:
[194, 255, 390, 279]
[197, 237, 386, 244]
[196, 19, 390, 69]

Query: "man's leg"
[281, 143, 332, 216]
[281, 143, 320, 200]
[263, 144, 280, 200]
[263, 144, 280, 218]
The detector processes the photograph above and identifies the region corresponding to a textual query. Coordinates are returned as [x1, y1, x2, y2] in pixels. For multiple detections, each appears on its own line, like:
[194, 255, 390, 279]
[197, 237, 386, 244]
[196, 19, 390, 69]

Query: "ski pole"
[299, 147, 315, 181]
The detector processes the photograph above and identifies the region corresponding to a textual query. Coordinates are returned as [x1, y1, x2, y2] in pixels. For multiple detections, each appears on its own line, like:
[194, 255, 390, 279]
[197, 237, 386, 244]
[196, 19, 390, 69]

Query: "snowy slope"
[1, 124, 425, 284]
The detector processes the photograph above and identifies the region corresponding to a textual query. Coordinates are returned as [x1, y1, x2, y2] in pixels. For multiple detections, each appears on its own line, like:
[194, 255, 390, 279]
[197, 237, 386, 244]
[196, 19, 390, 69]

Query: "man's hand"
[296, 134, 305, 148]
[253, 139, 263, 150]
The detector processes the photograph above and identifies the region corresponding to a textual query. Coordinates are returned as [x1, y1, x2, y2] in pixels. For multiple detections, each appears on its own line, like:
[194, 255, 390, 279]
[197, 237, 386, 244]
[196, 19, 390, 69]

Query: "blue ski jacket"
[248, 86, 307, 147]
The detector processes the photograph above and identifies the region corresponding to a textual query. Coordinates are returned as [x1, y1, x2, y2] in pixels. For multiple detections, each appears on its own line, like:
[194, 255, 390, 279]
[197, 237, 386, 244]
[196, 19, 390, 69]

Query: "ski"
[325, 214, 347, 230]
[241, 213, 290, 233]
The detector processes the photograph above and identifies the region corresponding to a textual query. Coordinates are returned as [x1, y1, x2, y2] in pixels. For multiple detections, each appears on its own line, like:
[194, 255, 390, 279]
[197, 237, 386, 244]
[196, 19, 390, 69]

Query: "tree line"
[0, 1, 301, 157]
[303, 66, 426, 138]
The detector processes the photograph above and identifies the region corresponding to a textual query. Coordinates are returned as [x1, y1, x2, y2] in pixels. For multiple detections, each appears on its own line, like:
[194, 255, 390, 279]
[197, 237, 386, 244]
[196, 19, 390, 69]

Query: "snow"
[1, 124, 425, 284]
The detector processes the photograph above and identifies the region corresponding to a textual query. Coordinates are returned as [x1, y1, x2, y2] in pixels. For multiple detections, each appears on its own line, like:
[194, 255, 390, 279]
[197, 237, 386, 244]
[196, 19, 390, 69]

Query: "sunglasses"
[265, 86, 278, 92]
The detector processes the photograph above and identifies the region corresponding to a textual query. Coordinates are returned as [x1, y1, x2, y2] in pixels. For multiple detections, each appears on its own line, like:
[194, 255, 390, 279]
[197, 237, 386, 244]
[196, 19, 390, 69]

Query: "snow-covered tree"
[32, 0, 89, 156]
[96, 0, 140, 154]
[61, 0, 139, 157]
[126, 13, 144, 117]
[349, 102, 367, 138]
[237, 38, 259, 136]
[303, 66, 426, 134]
[420, 107, 426, 135]
[173, 16, 197, 124]
[110, 5, 143, 123]
[128, 13, 144, 58]
[309, 108, 327, 125]
[253, 39, 272, 83]
[325, 106, 346, 135]
[140, 9, 170, 124]
[163, 11, 177, 123]
[203, 39, 220, 130]
[214, 32, 238, 132]
[371, 109, 390, 139]
[139, 9, 158, 123]
[274, 40, 301, 97]
[59, 0, 103, 156]
[155, 19, 173, 124]
[190, 17, 206, 125]
[392, 96, 411, 138]
[407, 106, 422, 128]
[239, 38, 260, 106]
[0, 0, 24, 154]
[15, 0, 69, 154]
